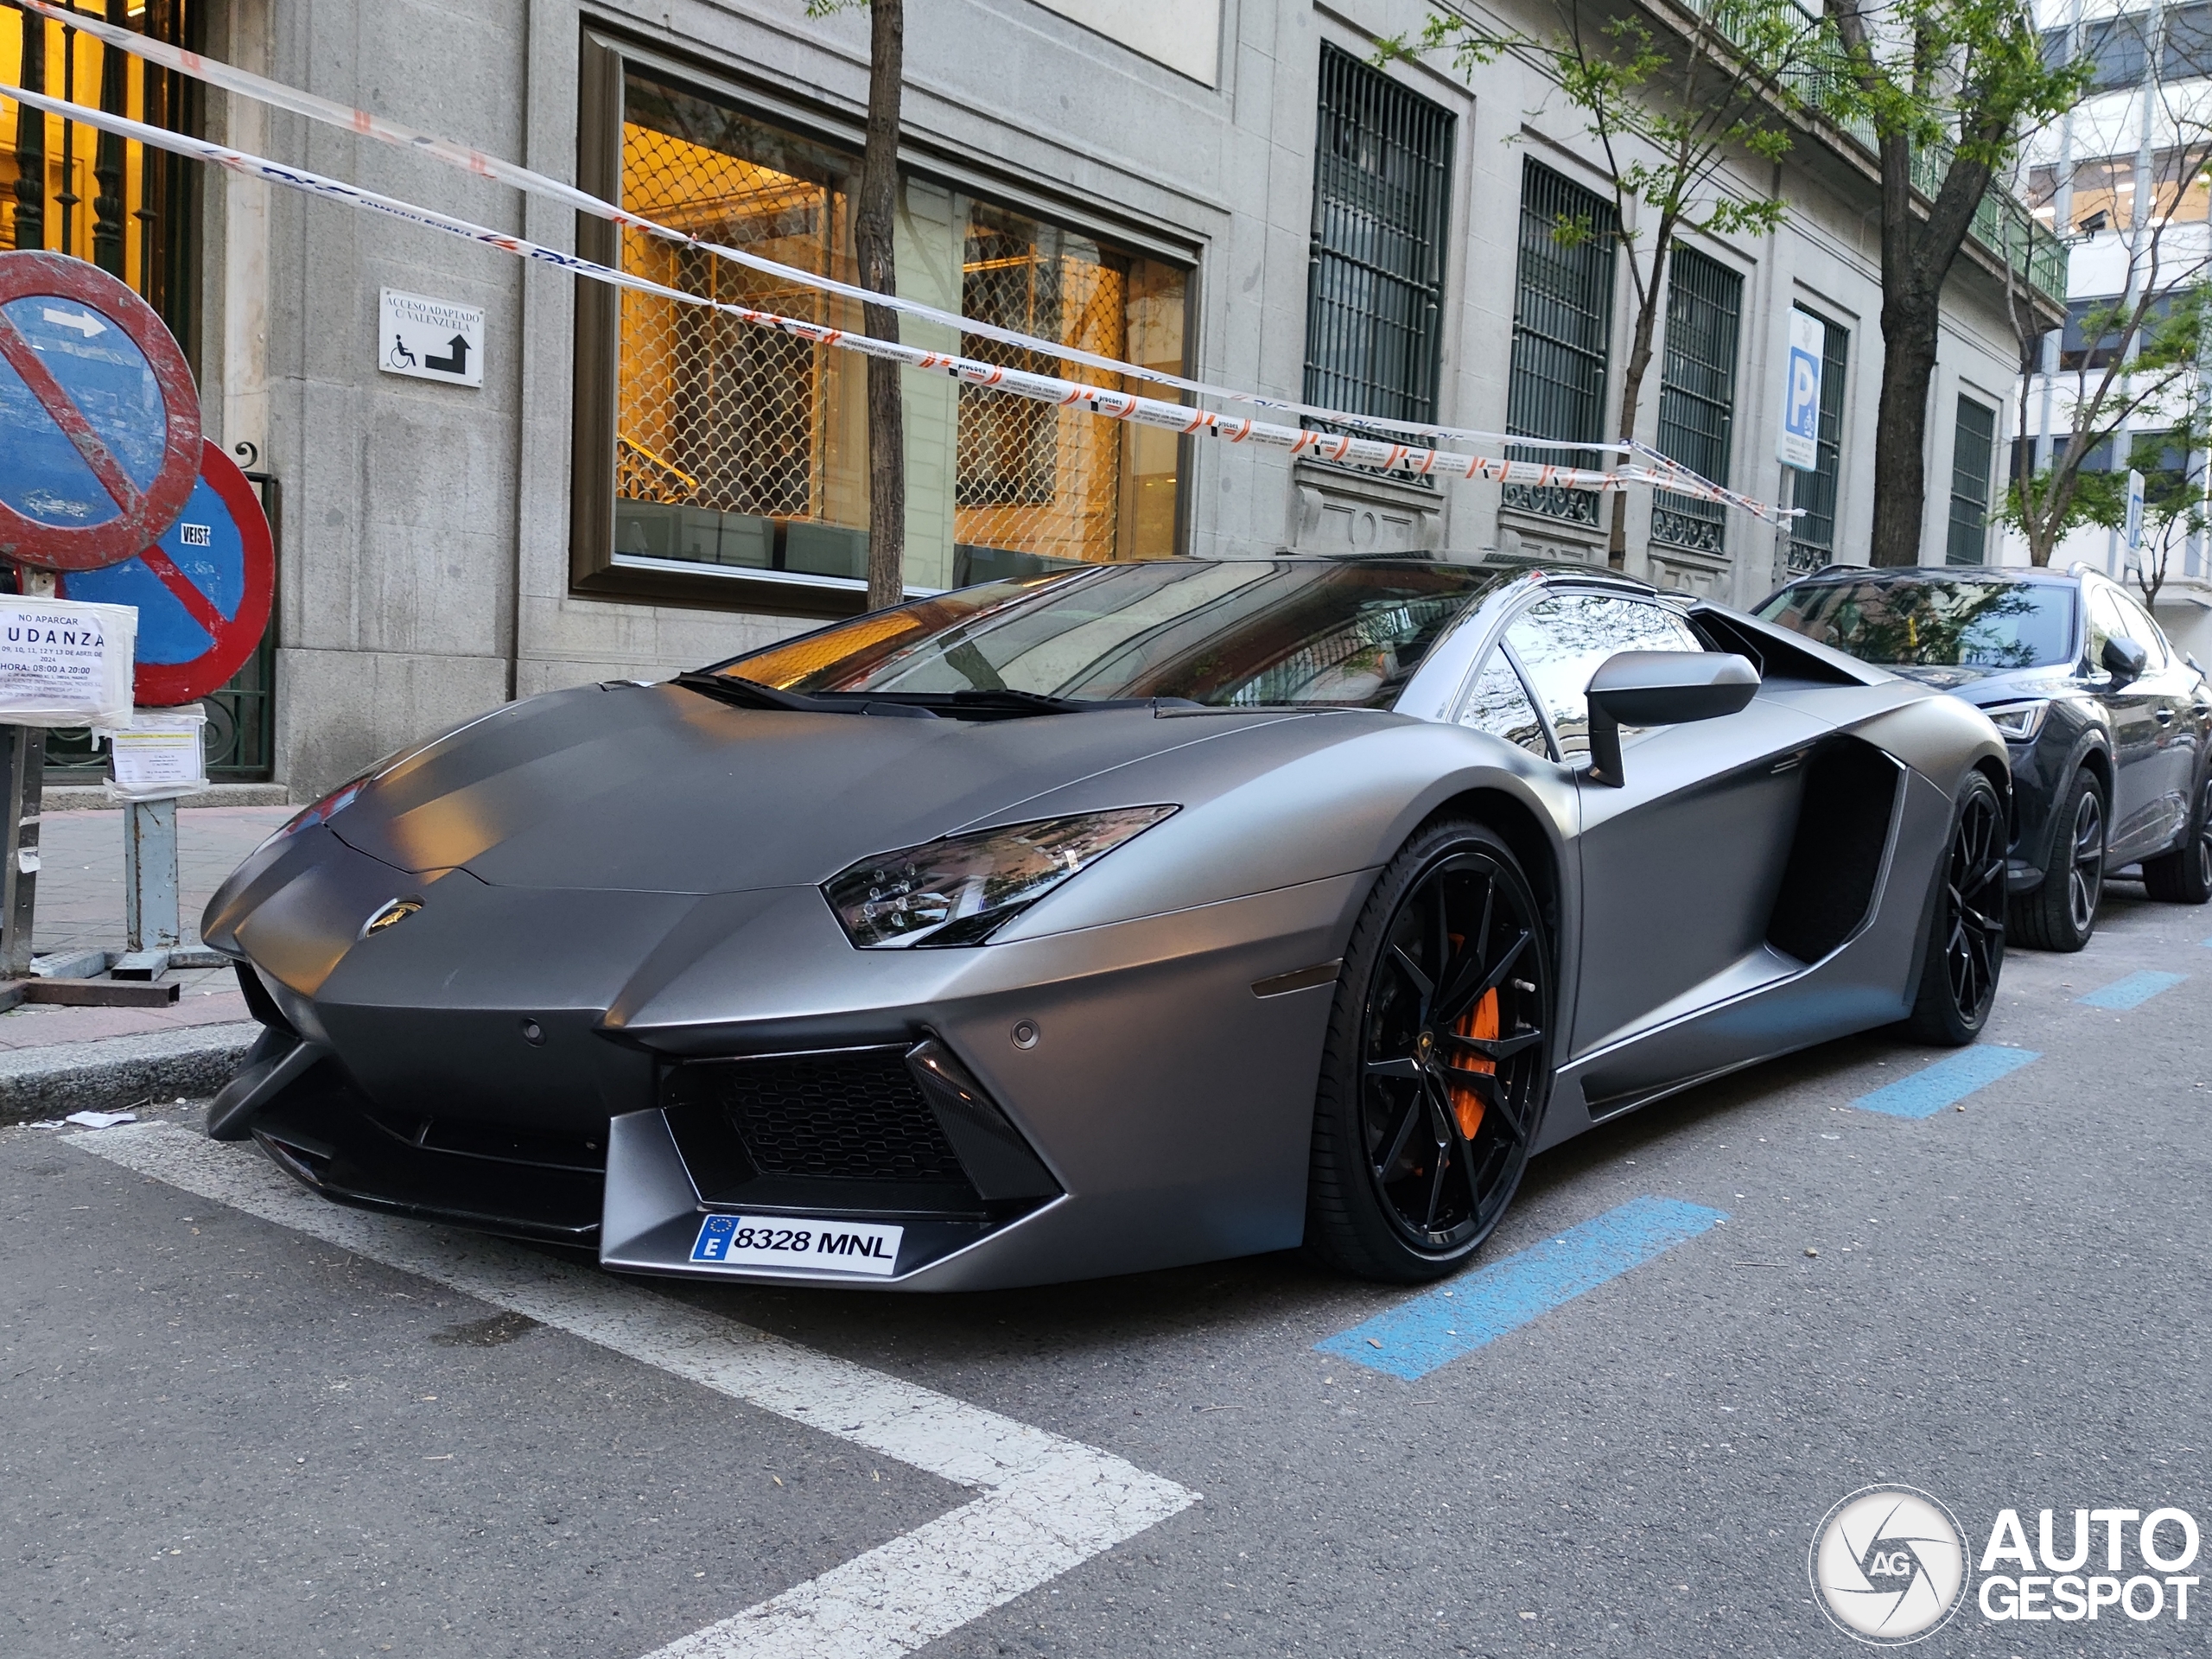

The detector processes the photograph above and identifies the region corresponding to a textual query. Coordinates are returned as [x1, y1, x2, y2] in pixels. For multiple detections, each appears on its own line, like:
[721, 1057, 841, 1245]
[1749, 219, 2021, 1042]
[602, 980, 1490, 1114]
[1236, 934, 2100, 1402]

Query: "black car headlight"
[1982, 699, 2050, 743]
[823, 806, 1179, 948]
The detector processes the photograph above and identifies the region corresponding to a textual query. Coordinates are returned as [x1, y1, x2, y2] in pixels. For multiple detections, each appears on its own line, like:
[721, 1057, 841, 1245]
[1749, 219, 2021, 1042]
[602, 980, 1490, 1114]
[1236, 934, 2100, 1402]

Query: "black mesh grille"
[694, 1049, 967, 1183]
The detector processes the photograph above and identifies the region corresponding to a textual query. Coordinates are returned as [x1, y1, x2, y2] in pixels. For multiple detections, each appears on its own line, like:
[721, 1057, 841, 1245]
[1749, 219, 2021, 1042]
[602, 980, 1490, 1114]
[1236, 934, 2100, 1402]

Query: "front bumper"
[211, 828, 1361, 1289]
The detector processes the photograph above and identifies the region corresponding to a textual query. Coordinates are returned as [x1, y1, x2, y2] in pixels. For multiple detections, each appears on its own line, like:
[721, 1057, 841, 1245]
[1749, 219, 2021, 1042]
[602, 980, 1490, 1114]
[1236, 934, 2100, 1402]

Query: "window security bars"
[1504, 161, 1618, 527]
[1786, 311, 1850, 575]
[1651, 247, 1744, 556]
[1303, 44, 1453, 431]
[1948, 396, 1998, 567]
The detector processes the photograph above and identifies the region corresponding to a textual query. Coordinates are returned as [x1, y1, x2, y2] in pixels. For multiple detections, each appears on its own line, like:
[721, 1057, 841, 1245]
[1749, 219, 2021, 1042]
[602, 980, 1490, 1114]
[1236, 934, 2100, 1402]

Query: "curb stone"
[0, 1022, 260, 1123]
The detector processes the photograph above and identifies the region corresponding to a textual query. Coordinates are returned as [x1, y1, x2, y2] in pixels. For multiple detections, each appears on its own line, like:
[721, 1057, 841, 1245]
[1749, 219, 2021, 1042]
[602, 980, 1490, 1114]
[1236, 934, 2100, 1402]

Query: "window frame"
[1946, 394, 1998, 567]
[1301, 42, 1455, 429]
[1650, 245, 1745, 556]
[1503, 160, 1620, 530]
[569, 29, 1198, 618]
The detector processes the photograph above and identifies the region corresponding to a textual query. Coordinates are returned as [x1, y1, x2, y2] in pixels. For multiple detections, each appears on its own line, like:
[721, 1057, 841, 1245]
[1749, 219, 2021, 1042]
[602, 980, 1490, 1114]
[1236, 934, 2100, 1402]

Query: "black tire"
[1906, 771, 2008, 1046]
[1306, 819, 1554, 1283]
[2008, 767, 2106, 951]
[2141, 771, 2212, 905]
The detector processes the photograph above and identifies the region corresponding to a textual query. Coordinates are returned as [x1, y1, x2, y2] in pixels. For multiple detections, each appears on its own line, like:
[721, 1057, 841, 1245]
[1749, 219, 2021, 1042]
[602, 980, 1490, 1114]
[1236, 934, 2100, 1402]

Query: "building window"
[1947, 395, 1997, 567]
[1649, 247, 1743, 556]
[1504, 161, 1618, 528]
[1786, 309, 1849, 574]
[573, 48, 1188, 613]
[2, 0, 198, 347]
[1302, 43, 1452, 429]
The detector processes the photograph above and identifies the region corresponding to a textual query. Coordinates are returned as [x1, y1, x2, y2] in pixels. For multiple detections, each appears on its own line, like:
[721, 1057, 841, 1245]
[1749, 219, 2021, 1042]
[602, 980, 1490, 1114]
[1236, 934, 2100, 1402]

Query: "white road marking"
[71, 1123, 1197, 1659]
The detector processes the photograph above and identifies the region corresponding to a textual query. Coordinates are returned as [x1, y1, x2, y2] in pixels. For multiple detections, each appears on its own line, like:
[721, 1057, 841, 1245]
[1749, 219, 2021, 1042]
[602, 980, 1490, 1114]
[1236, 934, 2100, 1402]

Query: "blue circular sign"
[59, 442, 273, 706]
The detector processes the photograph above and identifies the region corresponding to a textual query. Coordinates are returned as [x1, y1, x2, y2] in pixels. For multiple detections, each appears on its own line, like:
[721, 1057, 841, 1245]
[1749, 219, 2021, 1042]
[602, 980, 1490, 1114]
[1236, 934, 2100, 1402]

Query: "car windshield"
[1756, 576, 2076, 669]
[705, 560, 1506, 708]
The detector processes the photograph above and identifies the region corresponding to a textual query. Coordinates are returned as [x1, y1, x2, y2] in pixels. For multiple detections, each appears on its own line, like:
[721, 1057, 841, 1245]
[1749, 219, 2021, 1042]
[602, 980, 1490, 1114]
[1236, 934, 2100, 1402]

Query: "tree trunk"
[1868, 285, 1940, 566]
[855, 0, 906, 611]
[1607, 247, 1669, 570]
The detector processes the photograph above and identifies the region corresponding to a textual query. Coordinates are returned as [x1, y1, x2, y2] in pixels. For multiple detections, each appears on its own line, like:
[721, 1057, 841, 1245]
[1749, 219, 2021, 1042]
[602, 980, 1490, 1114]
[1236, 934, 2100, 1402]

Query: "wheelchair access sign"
[378, 288, 484, 388]
[57, 441, 273, 708]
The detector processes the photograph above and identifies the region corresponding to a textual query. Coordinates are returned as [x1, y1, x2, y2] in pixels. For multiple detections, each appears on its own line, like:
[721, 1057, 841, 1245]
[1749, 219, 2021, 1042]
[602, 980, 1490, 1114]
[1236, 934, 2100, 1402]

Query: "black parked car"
[1757, 564, 2212, 950]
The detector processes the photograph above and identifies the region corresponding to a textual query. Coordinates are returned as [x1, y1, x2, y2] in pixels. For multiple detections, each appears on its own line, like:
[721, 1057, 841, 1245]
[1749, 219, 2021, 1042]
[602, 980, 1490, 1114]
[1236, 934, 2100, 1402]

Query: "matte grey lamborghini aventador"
[201, 559, 2012, 1287]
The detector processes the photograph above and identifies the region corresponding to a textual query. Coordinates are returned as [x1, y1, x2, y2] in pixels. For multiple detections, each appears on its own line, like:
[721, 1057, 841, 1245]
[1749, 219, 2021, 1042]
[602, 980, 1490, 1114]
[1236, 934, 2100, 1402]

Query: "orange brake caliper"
[1448, 987, 1498, 1141]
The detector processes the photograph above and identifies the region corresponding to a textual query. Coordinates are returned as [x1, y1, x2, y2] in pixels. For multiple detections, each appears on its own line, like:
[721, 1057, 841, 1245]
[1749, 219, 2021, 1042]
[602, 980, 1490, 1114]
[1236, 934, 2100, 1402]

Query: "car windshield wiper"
[671, 671, 839, 713]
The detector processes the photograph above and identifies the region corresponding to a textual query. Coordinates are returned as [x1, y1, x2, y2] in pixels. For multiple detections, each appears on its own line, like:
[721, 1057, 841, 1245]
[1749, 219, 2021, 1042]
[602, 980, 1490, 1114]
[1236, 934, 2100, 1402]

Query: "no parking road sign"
[0, 251, 202, 572]
[60, 442, 274, 708]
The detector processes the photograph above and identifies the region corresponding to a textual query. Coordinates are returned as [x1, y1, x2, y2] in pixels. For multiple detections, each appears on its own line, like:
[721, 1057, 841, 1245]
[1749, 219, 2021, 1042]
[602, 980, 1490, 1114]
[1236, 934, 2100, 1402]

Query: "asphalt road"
[2, 883, 2205, 1659]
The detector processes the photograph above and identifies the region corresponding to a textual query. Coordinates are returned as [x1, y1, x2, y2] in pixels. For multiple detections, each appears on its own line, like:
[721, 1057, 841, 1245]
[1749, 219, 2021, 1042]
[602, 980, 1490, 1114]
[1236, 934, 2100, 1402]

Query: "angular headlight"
[1982, 699, 2050, 743]
[823, 806, 1179, 949]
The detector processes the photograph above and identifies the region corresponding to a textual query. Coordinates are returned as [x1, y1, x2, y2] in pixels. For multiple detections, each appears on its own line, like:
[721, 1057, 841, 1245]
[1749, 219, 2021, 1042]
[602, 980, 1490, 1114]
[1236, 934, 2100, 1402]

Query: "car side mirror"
[2101, 635, 2148, 688]
[1585, 650, 1760, 787]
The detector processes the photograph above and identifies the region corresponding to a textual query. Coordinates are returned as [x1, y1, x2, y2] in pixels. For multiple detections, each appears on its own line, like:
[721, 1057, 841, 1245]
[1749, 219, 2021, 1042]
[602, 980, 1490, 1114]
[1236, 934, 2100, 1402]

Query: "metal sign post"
[0, 250, 205, 990]
[0, 569, 54, 980]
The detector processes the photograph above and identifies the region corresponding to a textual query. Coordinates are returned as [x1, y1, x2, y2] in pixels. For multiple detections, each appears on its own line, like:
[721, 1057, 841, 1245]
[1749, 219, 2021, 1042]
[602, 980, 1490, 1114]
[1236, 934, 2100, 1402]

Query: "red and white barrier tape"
[3, 0, 1657, 465]
[0, 73, 1792, 518]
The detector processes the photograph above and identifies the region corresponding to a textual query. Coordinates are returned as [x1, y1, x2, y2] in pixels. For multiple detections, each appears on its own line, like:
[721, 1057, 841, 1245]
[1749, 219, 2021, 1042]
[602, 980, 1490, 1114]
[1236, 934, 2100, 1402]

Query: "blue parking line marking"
[1314, 1196, 1726, 1381]
[1853, 1045, 2040, 1118]
[2078, 970, 2188, 1011]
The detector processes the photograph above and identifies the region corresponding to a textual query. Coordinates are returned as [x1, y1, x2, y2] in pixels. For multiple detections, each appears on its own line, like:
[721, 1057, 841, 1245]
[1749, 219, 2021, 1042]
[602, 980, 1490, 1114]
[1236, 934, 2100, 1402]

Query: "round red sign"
[0, 251, 203, 572]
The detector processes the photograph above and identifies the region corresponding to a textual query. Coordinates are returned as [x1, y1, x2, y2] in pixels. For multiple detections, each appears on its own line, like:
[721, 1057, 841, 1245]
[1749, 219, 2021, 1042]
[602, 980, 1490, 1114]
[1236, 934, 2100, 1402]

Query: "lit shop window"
[605, 72, 1186, 599]
[0, 0, 195, 315]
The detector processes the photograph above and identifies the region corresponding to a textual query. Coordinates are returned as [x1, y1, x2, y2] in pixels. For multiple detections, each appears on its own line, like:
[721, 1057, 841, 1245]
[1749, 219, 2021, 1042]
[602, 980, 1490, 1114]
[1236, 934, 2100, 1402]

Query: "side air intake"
[1765, 738, 1904, 965]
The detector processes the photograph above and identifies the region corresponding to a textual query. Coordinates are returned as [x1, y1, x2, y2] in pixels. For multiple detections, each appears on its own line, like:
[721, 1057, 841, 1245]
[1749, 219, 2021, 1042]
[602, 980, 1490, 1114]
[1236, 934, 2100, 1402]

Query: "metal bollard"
[118, 796, 181, 976]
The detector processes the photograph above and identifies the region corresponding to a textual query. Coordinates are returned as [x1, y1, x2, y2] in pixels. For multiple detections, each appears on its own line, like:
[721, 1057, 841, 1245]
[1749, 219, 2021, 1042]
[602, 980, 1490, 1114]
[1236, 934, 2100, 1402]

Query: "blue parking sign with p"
[1778, 310, 1825, 471]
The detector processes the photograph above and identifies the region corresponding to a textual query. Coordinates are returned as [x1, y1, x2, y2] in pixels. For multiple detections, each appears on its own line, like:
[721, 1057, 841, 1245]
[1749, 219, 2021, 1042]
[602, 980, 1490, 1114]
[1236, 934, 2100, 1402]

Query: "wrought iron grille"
[1302, 44, 1452, 429]
[1504, 162, 1617, 525]
[1786, 311, 1849, 574]
[1947, 396, 1997, 566]
[1651, 246, 1743, 556]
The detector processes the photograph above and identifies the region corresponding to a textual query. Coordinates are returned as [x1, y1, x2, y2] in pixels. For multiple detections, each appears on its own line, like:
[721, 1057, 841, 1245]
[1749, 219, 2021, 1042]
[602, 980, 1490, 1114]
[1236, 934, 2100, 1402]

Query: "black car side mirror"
[2101, 635, 2148, 689]
[1585, 650, 1761, 787]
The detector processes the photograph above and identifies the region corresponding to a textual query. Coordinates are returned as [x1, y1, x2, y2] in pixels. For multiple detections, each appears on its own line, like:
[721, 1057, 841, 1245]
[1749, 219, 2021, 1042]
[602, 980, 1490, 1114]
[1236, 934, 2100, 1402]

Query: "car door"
[2086, 582, 2171, 858]
[2112, 587, 2196, 849]
[1497, 589, 1829, 1063]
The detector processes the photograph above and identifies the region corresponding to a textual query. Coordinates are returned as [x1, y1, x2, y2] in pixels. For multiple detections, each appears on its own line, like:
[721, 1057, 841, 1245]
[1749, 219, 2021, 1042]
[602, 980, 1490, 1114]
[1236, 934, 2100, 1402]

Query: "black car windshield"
[1756, 576, 2076, 669]
[704, 560, 1506, 708]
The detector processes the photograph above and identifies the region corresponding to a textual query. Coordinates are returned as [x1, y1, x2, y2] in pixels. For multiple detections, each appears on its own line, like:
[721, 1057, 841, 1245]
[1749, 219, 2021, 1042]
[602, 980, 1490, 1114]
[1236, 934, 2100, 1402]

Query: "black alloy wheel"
[2142, 772, 2212, 905]
[1908, 771, 2008, 1045]
[1307, 821, 1552, 1281]
[2010, 768, 2106, 952]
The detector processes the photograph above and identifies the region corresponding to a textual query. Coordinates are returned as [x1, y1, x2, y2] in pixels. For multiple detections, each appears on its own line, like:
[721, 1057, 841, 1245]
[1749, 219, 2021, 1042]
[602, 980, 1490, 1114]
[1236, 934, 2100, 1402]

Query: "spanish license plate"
[689, 1213, 903, 1277]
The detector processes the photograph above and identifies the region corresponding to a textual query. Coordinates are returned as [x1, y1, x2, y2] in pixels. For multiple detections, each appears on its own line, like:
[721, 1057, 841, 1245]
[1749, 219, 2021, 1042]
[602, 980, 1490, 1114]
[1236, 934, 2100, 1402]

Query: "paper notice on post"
[0, 598, 136, 728]
[103, 705, 208, 802]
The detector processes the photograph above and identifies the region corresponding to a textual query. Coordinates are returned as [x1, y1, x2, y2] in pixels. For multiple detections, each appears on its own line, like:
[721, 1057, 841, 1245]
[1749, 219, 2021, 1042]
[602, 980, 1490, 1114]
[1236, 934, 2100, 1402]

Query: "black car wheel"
[2141, 772, 2212, 905]
[1306, 820, 1553, 1282]
[1907, 771, 2008, 1045]
[2009, 768, 2106, 952]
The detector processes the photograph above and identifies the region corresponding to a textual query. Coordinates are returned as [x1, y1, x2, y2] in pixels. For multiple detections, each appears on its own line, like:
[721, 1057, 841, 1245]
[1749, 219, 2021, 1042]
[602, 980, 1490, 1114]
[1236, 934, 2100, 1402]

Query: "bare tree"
[810, 0, 906, 609]
[1392, 1, 1836, 568]
[1826, 0, 2084, 565]
[2001, 48, 2212, 569]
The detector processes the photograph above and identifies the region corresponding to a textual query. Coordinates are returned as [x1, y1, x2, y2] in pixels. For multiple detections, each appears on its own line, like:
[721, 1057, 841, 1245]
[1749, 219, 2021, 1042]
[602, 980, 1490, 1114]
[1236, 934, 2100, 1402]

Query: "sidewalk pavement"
[0, 804, 291, 1060]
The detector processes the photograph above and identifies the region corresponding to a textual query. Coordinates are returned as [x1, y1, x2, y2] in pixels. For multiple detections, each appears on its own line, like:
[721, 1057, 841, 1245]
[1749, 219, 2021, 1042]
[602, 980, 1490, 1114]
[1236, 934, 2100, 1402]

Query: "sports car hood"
[230, 681, 1324, 899]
